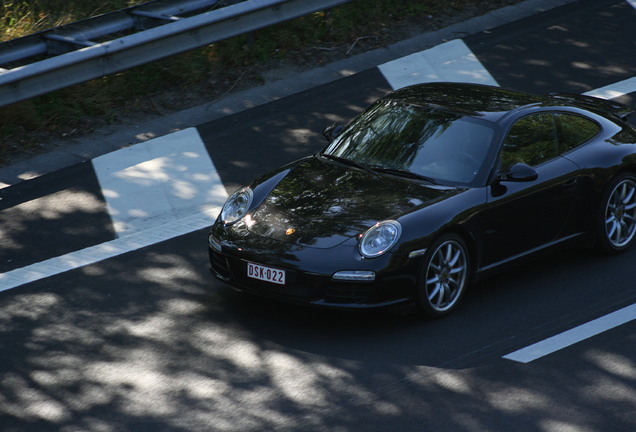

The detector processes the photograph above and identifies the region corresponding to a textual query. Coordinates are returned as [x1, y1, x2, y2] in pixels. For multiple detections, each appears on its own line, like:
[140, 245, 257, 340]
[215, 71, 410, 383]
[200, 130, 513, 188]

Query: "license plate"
[247, 262, 286, 285]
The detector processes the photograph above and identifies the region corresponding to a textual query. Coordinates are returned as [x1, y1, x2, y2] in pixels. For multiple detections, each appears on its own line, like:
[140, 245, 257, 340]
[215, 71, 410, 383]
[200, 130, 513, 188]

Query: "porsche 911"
[208, 82, 636, 317]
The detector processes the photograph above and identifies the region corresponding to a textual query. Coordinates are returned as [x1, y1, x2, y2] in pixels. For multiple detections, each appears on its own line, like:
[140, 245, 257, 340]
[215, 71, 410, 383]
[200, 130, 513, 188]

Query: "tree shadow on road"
[0, 232, 634, 432]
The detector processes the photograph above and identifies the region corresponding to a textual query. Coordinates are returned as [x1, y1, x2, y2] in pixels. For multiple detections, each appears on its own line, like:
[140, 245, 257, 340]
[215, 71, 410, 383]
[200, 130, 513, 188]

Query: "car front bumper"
[208, 233, 418, 309]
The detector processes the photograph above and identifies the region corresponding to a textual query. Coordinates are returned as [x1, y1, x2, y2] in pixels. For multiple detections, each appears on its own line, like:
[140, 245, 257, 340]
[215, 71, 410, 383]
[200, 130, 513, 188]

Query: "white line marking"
[93, 128, 227, 235]
[378, 39, 499, 90]
[1, 128, 228, 292]
[0, 205, 221, 292]
[629, 0, 636, 10]
[583, 76, 636, 100]
[503, 304, 636, 363]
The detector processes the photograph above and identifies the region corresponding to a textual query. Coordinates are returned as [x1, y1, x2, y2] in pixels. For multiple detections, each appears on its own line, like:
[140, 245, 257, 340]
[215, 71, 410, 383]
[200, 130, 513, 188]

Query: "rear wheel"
[417, 233, 470, 318]
[597, 173, 636, 253]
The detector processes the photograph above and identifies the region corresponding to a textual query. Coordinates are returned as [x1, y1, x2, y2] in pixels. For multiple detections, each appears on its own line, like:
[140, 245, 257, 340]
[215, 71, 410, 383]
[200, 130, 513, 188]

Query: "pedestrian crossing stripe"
[378, 39, 499, 91]
[92, 128, 228, 236]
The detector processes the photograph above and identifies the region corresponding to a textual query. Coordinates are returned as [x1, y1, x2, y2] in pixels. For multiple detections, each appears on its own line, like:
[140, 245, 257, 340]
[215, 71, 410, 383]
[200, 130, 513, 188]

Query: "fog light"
[332, 270, 375, 281]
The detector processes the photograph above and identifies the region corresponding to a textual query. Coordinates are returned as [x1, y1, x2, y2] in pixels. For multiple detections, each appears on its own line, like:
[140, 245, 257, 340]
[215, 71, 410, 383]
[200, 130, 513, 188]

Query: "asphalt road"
[1, 230, 635, 431]
[1, 0, 636, 431]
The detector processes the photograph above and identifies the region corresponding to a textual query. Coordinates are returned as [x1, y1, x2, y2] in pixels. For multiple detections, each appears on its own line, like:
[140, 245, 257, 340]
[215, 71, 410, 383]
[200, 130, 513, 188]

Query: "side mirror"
[497, 163, 538, 183]
[323, 124, 344, 142]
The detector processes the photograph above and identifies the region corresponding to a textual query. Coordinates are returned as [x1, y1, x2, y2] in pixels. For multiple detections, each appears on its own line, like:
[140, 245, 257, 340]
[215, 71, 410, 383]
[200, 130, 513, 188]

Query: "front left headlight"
[220, 187, 253, 225]
[359, 220, 402, 258]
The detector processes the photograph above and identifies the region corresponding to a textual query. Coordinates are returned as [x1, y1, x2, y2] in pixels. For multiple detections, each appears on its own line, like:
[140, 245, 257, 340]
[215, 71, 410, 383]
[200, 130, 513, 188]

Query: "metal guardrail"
[0, 0, 227, 67]
[0, 0, 353, 107]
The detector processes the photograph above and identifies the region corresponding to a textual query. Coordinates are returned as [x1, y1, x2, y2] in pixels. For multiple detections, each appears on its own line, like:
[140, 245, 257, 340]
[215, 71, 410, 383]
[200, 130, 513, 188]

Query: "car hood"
[247, 156, 455, 249]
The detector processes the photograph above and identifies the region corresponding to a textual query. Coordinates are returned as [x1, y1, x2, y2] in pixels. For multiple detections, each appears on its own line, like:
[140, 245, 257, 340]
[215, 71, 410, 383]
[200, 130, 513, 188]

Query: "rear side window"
[501, 113, 559, 169]
[556, 113, 600, 152]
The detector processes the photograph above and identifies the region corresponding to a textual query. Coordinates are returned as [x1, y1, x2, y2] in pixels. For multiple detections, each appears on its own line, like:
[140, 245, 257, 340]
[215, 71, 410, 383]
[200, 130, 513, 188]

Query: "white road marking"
[1, 128, 228, 292]
[92, 128, 227, 236]
[378, 39, 499, 90]
[0, 205, 221, 292]
[583, 76, 636, 100]
[503, 304, 636, 363]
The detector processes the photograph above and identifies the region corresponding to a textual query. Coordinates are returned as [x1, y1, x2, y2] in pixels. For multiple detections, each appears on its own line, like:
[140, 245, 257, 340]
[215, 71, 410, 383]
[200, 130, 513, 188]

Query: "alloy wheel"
[424, 238, 468, 313]
[605, 178, 636, 249]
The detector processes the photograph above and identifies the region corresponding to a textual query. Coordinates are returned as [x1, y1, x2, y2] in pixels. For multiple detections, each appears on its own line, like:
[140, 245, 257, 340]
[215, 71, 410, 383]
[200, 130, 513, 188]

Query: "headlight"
[220, 187, 253, 225]
[359, 220, 402, 258]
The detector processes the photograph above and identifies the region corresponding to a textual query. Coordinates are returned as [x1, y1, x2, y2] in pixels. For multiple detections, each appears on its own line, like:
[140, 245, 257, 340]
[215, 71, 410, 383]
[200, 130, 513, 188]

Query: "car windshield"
[323, 100, 496, 186]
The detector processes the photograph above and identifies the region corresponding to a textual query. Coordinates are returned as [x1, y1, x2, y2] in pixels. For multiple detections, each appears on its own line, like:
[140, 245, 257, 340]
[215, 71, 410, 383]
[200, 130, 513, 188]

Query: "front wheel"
[597, 173, 636, 253]
[416, 233, 470, 318]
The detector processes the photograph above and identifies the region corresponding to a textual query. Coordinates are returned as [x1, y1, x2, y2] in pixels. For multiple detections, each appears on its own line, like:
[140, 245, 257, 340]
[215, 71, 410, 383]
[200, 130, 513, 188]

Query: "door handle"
[562, 177, 578, 189]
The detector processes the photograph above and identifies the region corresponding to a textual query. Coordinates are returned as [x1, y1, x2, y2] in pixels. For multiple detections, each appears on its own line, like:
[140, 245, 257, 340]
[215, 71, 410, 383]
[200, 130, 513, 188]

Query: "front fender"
[395, 187, 488, 258]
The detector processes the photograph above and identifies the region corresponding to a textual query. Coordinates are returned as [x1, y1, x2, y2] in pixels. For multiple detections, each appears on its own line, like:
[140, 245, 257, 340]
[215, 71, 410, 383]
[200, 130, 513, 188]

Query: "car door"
[474, 112, 581, 270]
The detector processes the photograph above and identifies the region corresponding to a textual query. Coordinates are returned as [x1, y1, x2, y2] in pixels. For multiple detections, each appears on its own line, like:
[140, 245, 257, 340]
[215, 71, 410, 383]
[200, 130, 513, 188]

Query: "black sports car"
[208, 82, 636, 317]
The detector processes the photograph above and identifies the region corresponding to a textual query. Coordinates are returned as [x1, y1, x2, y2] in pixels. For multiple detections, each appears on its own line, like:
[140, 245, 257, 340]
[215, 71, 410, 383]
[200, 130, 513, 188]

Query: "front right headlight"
[359, 220, 402, 258]
[220, 187, 253, 225]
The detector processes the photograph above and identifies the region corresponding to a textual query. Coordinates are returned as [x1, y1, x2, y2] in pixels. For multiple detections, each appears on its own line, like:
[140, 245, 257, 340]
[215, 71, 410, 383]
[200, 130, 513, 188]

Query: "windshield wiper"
[371, 166, 439, 185]
[320, 153, 379, 176]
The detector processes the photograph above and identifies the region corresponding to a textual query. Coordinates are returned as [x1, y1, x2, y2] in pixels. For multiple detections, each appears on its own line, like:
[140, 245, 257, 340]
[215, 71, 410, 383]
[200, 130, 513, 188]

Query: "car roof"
[386, 82, 632, 123]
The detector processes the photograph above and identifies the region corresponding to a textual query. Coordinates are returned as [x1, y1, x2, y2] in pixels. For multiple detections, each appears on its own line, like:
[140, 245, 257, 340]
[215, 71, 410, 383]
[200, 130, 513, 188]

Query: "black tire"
[597, 172, 636, 254]
[416, 233, 470, 318]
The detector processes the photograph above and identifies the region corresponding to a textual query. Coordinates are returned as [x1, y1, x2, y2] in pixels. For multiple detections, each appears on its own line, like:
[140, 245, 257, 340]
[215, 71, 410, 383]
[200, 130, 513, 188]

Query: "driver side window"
[501, 113, 558, 171]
